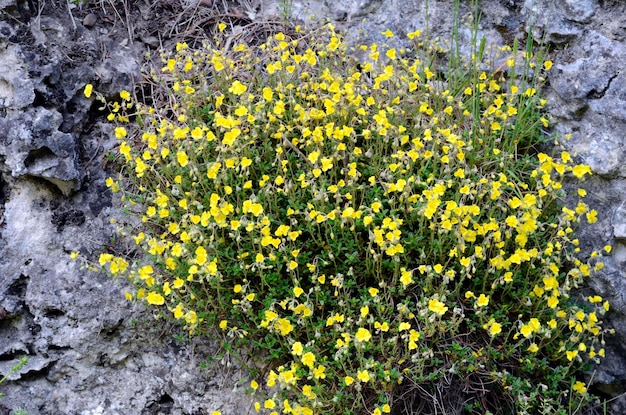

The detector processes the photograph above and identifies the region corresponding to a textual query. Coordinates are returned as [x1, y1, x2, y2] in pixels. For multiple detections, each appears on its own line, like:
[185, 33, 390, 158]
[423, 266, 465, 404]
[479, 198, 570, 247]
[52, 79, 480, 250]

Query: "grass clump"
[92, 19, 611, 415]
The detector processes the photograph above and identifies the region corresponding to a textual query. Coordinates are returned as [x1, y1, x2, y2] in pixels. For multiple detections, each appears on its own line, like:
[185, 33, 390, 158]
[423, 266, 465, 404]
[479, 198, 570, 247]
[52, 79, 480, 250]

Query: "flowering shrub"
[93, 22, 610, 415]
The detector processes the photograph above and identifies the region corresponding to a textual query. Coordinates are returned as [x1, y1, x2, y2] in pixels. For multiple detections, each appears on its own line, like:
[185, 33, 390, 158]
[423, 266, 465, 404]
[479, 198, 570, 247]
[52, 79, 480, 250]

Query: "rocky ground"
[1, 0, 625, 413]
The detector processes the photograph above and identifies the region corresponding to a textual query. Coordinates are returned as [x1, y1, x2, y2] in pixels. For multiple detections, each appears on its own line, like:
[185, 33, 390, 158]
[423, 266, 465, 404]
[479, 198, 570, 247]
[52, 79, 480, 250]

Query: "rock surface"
[1, 0, 626, 413]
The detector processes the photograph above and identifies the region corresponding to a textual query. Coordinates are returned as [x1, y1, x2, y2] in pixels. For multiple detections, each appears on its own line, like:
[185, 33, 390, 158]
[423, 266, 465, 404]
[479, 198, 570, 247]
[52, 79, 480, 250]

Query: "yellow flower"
[407, 29, 422, 39]
[302, 384, 316, 400]
[146, 292, 165, 305]
[83, 83, 93, 98]
[527, 343, 539, 353]
[520, 324, 533, 338]
[355, 327, 372, 343]
[176, 151, 188, 167]
[275, 318, 294, 335]
[229, 80, 247, 95]
[120, 90, 131, 101]
[301, 352, 316, 368]
[313, 365, 326, 379]
[241, 157, 252, 168]
[573, 381, 587, 394]
[428, 298, 448, 316]
[115, 127, 127, 139]
[262, 87, 273, 101]
[344, 376, 355, 386]
[368, 287, 379, 297]
[571, 164, 591, 179]
[173, 304, 184, 319]
[398, 322, 410, 331]
[357, 369, 370, 382]
[400, 267, 414, 288]
[476, 294, 489, 307]
[291, 342, 303, 356]
[566, 350, 578, 361]
[489, 322, 502, 336]
[586, 209, 598, 223]
[195, 246, 208, 266]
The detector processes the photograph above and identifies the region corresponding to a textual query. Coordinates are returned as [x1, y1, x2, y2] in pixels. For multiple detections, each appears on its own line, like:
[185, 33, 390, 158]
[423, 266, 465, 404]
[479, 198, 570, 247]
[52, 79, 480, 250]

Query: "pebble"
[83, 13, 97, 28]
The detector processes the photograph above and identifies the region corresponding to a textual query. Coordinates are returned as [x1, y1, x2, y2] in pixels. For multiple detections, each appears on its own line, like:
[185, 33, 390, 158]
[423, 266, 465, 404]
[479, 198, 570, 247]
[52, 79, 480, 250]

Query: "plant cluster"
[91, 20, 611, 415]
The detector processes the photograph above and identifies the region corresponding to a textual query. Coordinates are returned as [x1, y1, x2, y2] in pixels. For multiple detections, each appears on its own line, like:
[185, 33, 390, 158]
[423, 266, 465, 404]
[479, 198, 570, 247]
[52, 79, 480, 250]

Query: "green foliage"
[0, 356, 29, 414]
[93, 18, 611, 415]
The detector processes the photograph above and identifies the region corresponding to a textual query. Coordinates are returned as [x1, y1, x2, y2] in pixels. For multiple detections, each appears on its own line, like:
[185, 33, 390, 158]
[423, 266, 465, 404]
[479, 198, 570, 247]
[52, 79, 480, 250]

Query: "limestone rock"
[524, 0, 584, 43]
[558, 0, 597, 23]
[0, 107, 81, 196]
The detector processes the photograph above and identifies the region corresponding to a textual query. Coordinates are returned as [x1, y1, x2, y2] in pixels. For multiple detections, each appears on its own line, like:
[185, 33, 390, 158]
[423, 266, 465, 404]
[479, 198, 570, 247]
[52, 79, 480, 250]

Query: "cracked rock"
[0, 107, 80, 195]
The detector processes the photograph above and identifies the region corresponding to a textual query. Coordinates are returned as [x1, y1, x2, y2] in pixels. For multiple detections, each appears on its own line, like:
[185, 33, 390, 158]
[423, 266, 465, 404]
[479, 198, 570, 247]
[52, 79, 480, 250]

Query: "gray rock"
[524, 0, 583, 43]
[550, 31, 622, 101]
[83, 13, 97, 28]
[0, 45, 35, 109]
[558, 0, 596, 23]
[589, 71, 626, 122]
[0, 107, 81, 195]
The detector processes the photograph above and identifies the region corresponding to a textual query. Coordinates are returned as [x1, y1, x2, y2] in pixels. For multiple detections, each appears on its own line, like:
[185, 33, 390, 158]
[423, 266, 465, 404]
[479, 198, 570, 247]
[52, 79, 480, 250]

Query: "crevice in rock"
[24, 146, 56, 168]
[42, 308, 65, 318]
[50, 207, 85, 232]
[587, 73, 619, 99]
[0, 171, 7, 226]
[6, 274, 29, 298]
[142, 392, 175, 415]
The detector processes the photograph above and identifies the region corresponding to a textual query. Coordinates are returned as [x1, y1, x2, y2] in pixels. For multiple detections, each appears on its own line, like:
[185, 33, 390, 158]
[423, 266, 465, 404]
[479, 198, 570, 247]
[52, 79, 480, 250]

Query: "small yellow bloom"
[476, 294, 489, 307]
[301, 351, 316, 368]
[489, 322, 502, 336]
[291, 341, 303, 356]
[428, 298, 448, 316]
[115, 127, 127, 139]
[571, 164, 592, 179]
[355, 327, 372, 343]
[146, 292, 165, 305]
[573, 381, 587, 394]
[357, 369, 370, 382]
[229, 80, 247, 96]
[176, 151, 188, 167]
[566, 350, 578, 361]
[84, 84, 93, 98]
